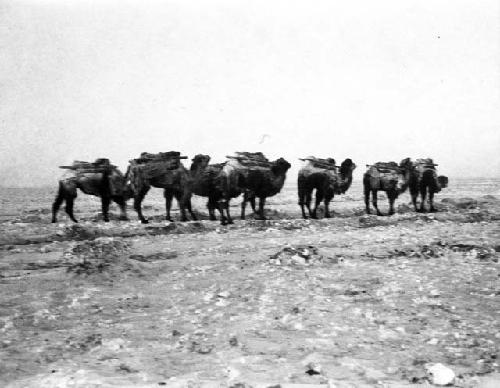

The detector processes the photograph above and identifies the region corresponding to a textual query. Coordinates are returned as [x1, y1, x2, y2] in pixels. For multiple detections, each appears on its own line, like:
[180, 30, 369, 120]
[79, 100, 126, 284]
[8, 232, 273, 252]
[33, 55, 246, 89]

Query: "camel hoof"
[209, 216, 217, 221]
[430, 208, 437, 213]
[141, 219, 149, 224]
[104, 219, 110, 223]
[227, 219, 234, 224]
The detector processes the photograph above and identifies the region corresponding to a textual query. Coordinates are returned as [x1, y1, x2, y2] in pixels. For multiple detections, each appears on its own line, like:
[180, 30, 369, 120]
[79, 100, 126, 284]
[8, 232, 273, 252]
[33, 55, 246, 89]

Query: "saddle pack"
[128, 151, 188, 182]
[59, 158, 115, 174]
[226, 152, 274, 170]
[299, 156, 338, 171]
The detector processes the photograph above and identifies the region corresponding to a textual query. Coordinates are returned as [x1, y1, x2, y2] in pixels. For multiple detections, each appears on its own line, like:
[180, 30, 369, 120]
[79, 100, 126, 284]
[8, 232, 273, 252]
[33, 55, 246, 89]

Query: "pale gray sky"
[1, 0, 499, 187]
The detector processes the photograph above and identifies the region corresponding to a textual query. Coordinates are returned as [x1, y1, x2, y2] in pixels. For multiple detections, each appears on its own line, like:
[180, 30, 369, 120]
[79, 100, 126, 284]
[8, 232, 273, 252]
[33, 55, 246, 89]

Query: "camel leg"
[176, 192, 189, 222]
[249, 196, 257, 214]
[113, 197, 129, 221]
[364, 186, 371, 214]
[298, 188, 308, 219]
[372, 190, 383, 216]
[411, 192, 418, 212]
[52, 191, 64, 223]
[134, 187, 150, 224]
[324, 195, 333, 218]
[256, 197, 266, 220]
[305, 191, 313, 218]
[65, 197, 78, 223]
[429, 191, 437, 212]
[186, 199, 197, 221]
[165, 192, 174, 222]
[207, 199, 217, 221]
[299, 203, 307, 219]
[101, 196, 111, 222]
[312, 191, 323, 219]
[225, 200, 234, 224]
[217, 199, 228, 225]
[419, 186, 427, 212]
[388, 192, 396, 216]
[240, 194, 248, 220]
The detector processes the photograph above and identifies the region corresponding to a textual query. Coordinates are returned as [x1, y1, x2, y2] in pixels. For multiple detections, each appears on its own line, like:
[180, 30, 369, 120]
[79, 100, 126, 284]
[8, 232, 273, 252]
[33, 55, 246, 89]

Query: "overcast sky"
[1, 0, 499, 187]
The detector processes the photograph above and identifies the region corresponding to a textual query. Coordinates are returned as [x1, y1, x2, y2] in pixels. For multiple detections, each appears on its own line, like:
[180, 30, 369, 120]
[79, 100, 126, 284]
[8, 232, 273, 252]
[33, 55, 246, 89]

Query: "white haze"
[1, 0, 499, 187]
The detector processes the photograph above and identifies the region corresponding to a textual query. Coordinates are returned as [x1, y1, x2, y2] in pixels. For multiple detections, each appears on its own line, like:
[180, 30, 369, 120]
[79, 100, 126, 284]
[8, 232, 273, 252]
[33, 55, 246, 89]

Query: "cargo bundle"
[414, 158, 438, 170]
[299, 156, 338, 171]
[127, 151, 187, 181]
[226, 152, 274, 169]
[59, 158, 116, 174]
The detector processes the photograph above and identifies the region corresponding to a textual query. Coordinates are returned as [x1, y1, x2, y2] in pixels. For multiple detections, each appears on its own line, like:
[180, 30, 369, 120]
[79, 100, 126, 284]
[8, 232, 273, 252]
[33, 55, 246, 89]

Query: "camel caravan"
[52, 152, 448, 224]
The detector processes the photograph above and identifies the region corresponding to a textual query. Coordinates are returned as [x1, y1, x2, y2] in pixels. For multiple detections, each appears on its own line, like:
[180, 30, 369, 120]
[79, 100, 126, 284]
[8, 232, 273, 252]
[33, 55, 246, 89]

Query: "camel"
[52, 159, 132, 223]
[189, 154, 236, 224]
[298, 157, 357, 219]
[409, 158, 449, 212]
[126, 152, 196, 224]
[236, 156, 292, 220]
[363, 158, 413, 216]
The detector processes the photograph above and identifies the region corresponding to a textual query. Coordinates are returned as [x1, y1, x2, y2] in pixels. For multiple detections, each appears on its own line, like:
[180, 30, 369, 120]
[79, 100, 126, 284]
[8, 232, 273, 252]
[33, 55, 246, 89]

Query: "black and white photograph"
[1, 0, 499, 386]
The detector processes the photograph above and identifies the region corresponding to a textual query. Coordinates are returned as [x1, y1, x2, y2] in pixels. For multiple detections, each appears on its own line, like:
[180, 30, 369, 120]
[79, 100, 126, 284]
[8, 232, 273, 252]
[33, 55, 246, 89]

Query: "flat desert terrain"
[1, 178, 499, 387]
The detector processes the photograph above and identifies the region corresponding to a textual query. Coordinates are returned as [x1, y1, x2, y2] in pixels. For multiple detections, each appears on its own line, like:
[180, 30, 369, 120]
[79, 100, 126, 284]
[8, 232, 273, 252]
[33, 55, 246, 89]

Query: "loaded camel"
[409, 158, 448, 212]
[52, 158, 132, 223]
[298, 157, 356, 219]
[188, 154, 237, 225]
[126, 152, 196, 223]
[224, 152, 291, 220]
[363, 158, 413, 216]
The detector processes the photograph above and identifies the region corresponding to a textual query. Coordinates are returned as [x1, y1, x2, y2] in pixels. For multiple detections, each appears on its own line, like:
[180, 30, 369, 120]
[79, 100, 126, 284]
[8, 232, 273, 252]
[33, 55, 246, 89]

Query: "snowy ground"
[0, 180, 499, 387]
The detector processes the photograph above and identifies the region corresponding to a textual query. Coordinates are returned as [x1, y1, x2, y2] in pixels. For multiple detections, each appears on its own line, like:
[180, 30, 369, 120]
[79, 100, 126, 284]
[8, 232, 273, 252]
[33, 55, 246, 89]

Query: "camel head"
[337, 158, 356, 194]
[190, 154, 211, 171]
[395, 157, 413, 194]
[437, 175, 449, 189]
[399, 157, 413, 172]
[340, 158, 356, 176]
[271, 157, 292, 175]
[109, 167, 134, 200]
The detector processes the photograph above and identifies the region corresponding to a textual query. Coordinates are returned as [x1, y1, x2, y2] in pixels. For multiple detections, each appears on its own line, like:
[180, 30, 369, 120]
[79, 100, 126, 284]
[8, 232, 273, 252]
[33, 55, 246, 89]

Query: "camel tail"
[52, 181, 66, 222]
[55, 181, 65, 201]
